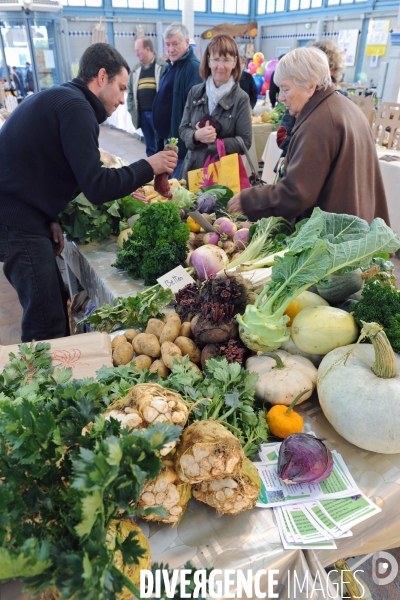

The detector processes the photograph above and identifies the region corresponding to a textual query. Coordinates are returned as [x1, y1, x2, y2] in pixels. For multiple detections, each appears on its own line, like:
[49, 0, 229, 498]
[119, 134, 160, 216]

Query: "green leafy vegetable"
[0, 343, 181, 599]
[352, 279, 400, 353]
[157, 356, 268, 457]
[78, 284, 174, 333]
[60, 194, 144, 245]
[269, 102, 286, 130]
[112, 202, 190, 285]
[236, 208, 400, 352]
[171, 186, 195, 209]
[226, 216, 292, 271]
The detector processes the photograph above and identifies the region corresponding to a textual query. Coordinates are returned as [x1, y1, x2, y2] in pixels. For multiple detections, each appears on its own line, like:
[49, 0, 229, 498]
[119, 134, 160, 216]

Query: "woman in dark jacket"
[179, 34, 252, 183]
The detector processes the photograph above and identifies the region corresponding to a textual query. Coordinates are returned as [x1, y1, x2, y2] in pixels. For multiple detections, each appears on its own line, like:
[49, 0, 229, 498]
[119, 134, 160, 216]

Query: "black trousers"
[0, 225, 69, 342]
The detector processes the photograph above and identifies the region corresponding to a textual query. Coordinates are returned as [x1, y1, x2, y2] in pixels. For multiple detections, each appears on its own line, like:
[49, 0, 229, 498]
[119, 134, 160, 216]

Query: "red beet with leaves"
[154, 137, 179, 199]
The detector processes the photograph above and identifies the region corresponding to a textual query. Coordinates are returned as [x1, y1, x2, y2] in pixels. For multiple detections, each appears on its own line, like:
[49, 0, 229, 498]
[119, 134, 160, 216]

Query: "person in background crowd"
[127, 37, 165, 157]
[238, 55, 258, 109]
[268, 54, 284, 108]
[227, 47, 389, 225]
[0, 43, 177, 343]
[153, 22, 202, 177]
[179, 34, 252, 183]
[278, 40, 346, 157]
[25, 61, 35, 93]
[11, 66, 25, 97]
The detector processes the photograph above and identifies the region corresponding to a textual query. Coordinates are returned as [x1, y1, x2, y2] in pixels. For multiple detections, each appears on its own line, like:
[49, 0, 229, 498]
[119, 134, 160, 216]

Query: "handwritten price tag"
[157, 265, 195, 294]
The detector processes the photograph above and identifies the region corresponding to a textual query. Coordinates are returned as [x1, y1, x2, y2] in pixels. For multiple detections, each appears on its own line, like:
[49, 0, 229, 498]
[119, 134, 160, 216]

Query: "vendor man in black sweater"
[0, 43, 177, 343]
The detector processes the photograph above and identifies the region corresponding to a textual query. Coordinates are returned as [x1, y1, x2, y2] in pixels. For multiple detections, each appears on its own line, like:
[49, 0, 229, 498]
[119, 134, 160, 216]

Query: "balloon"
[264, 59, 278, 83]
[261, 61, 267, 72]
[256, 67, 263, 75]
[357, 72, 368, 83]
[253, 73, 264, 93]
[253, 52, 264, 65]
[261, 81, 270, 95]
[248, 61, 257, 74]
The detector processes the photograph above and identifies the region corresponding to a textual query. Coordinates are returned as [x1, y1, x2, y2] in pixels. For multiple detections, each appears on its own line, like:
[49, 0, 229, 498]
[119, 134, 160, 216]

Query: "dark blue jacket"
[153, 47, 202, 159]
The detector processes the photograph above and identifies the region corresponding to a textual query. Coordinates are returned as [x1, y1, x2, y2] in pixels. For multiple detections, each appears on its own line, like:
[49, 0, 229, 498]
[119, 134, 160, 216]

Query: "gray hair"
[274, 47, 332, 91]
[139, 37, 154, 52]
[163, 22, 189, 42]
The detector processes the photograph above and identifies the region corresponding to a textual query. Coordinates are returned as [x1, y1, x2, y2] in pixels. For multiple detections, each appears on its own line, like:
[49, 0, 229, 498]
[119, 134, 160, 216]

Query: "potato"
[145, 318, 165, 339]
[111, 334, 128, 351]
[174, 336, 201, 364]
[161, 341, 182, 370]
[113, 342, 134, 366]
[132, 333, 161, 358]
[159, 314, 181, 344]
[149, 359, 170, 378]
[178, 322, 193, 338]
[124, 329, 138, 343]
[131, 355, 153, 372]
[188, 361, 203, 378]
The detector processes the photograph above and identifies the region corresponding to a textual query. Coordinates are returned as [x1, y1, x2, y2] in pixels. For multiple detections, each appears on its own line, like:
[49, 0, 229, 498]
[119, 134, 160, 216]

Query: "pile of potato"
[111, 312, 202, 376]
[137, 178, 183, 204]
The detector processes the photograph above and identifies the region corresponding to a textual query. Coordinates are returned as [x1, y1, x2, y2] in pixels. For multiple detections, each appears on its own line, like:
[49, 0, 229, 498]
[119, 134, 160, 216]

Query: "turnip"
[233, 228, 250, 251]
[202, 232, 220, 245]
[189, 244, 229, 280]
[221, 240, 236, 255]
[213, 217, 237, 237]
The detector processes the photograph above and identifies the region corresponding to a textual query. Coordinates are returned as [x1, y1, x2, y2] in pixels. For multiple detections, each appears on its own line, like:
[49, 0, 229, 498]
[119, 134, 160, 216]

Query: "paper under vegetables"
[236, 208, 400, 352]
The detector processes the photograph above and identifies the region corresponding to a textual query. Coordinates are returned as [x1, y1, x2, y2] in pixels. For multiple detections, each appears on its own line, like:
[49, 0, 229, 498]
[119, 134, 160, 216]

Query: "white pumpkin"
[246, 350, 317, 406]
[317, 322, 400, 454]
[291, 306, 359, 355]
[280, 332, 323, 368]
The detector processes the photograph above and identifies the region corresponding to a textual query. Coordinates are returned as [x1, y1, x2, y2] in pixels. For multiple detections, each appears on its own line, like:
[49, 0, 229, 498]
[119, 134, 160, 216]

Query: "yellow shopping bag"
[188, 139, 248, 194]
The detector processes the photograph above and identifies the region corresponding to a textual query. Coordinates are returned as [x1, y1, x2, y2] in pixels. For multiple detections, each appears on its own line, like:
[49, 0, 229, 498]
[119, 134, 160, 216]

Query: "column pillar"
[182, 0, 195, 45]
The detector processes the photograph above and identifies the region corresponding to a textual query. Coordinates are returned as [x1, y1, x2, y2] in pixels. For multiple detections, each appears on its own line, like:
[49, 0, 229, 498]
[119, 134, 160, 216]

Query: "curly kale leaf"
[112, 203, 190, 285]
[353, 279, 400, 353]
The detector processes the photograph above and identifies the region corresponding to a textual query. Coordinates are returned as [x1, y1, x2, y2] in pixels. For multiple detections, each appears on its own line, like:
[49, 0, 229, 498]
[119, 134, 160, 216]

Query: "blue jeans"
[139, 111, 158, 157]
[0, 225, 69, 342]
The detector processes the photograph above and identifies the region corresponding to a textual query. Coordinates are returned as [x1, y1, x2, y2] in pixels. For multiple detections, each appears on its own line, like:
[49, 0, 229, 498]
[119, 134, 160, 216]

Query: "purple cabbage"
[277, 433, 334, 485]
[193, 193, 217, 214]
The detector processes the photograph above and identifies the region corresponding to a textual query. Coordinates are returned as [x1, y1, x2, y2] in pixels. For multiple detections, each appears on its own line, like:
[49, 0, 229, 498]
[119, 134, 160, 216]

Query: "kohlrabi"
[236, 209, 400, 352]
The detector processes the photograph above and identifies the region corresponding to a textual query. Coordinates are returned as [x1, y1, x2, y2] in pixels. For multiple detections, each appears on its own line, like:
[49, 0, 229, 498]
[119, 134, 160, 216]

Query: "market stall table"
[261, 132, 400, 234]
[62, 235, 400, 579]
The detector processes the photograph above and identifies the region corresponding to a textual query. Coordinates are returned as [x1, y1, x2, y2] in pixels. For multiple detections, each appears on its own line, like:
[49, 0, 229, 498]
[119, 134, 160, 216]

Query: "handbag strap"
[235, 136, 258, 178]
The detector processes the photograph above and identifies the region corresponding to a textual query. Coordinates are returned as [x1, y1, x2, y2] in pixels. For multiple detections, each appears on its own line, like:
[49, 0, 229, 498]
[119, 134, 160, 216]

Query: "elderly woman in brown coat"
[228, 46, 389, 225]
[179, 34, 252, 183]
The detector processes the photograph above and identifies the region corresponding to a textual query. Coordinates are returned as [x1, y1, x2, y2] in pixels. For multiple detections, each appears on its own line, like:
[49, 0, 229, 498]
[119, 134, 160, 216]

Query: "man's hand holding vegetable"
[146, 150, 177, 175]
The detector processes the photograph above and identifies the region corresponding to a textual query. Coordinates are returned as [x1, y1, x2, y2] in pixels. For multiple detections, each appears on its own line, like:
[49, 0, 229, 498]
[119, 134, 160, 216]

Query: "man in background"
[127, 37, 165, 156]
[153, 22, 202, 178]
[25, 61, 35, 93]
[239, 55, 258, 109]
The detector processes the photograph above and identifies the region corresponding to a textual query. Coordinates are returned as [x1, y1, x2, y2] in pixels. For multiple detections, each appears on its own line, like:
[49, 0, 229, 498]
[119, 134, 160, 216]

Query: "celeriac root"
[138, 465, 191, 525]
[105, 383, 189, 456]
[175, 420, 244, 484]
[192, 458, 261, 514]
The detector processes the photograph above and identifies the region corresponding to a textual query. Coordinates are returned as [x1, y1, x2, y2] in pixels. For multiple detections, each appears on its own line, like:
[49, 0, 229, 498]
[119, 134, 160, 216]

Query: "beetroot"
[153, 138, 179, 200]
[191, 315, 238, 346]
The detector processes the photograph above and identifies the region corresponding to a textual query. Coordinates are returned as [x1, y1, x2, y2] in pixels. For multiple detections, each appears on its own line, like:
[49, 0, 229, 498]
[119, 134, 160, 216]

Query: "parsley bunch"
[0, 343, 181, 599]
[112, 202, 190, 285]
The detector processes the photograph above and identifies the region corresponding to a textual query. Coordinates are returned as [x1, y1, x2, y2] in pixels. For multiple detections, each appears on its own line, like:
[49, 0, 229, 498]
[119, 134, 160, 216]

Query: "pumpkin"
[280, 334, 323, 367]
[317, 322, 400, 454]
[291, 306, 359, 356]
[266, 390, 308, 438]
[316, 269, 363, 303]
[245, 350, 317, 406]
[284, 290, 329, 326]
